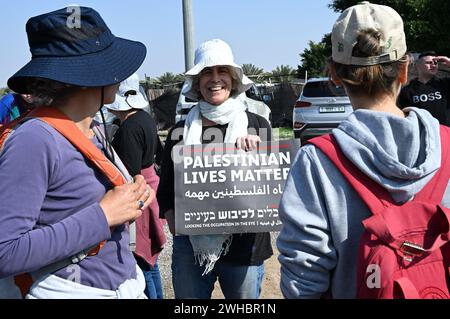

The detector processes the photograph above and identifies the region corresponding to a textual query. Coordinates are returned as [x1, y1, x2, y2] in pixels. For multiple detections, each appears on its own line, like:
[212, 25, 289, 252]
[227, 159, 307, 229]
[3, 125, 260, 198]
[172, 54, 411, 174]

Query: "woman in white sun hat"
[277, 2, 450, 298]
[105, 73, 166, 299]
[157, 38, 273, 299]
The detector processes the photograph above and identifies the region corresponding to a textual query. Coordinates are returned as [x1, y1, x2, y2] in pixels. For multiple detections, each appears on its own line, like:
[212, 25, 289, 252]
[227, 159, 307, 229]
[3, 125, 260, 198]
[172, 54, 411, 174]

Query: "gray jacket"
[277, 107, 450, 298]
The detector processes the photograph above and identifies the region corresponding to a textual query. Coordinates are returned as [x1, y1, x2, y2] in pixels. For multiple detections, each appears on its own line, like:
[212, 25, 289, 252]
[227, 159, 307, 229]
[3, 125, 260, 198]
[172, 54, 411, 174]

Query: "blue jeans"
[136, 257, 164, 299]
[172, 235, 265, 299]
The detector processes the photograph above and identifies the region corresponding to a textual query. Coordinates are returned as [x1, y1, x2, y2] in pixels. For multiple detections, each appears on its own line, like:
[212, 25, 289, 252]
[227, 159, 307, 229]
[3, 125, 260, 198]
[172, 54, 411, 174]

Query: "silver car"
[293, 77, 352, 143]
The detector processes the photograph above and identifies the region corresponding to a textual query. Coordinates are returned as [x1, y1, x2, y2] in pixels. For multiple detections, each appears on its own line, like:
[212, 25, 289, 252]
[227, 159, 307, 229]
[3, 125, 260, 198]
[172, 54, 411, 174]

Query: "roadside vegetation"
[273, 127, 294, 141]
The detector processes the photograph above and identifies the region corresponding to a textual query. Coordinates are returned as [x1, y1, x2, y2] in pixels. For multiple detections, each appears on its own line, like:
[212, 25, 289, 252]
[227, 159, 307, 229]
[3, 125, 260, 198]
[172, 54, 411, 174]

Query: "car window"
[185, 96, 196, 103]
[245, 85, 263, 101]
[302, 81, 347, 97]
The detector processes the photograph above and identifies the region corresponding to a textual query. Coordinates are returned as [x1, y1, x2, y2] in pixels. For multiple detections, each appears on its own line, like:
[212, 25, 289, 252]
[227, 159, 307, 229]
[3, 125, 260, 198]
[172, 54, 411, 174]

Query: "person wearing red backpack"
[277, 1, 450, 299]
[0, 6, 154, 298]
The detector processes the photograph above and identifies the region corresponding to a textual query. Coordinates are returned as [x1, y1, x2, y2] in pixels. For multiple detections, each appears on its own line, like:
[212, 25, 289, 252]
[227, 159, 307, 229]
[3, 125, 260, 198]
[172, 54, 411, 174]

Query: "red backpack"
[308, 126, 450, 299]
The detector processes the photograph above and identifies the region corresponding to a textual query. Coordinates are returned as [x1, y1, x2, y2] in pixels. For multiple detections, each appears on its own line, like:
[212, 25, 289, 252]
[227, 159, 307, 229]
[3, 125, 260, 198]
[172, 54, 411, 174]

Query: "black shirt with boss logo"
[398, 77, 450, 125]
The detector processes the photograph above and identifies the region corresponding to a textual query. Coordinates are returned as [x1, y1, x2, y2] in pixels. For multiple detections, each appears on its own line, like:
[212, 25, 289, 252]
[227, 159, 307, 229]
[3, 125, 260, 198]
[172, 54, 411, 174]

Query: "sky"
[0, 0, 340, 87]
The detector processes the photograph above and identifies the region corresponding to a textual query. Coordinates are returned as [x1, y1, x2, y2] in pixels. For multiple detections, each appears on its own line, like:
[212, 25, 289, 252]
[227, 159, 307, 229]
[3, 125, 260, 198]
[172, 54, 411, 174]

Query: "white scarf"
[183, 97, 248, 275]
[183, 97, 248, 145]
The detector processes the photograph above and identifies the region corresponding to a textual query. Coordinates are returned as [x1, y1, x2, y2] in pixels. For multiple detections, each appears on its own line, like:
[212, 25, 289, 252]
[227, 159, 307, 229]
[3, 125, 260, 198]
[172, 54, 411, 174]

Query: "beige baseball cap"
[332, 1, 407, 66]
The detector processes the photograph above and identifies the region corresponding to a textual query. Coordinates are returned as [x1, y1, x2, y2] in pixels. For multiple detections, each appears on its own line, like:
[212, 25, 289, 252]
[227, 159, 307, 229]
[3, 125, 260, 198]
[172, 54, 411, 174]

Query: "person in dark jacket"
[157, 38, 273, 299]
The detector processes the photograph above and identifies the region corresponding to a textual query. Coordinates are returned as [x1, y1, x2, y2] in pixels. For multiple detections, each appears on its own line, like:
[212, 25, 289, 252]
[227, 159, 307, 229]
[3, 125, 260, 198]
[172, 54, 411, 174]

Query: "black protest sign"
[173, 140, 300, 235]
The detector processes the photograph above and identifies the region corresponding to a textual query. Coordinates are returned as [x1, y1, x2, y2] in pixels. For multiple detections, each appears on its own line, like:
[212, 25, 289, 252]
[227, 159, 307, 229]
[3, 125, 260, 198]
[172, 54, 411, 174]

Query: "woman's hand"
[236, 135, 261, 152]
[100, 175, 154, 227]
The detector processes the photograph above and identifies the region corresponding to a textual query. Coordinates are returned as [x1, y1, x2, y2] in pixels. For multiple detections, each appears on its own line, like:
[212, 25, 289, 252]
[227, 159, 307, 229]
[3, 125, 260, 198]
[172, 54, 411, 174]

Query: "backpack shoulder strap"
[308, 127, 450, 214]
[31, 106, 126, 187]
[307, 134, 395, 215]
[414, 125, 450, 202]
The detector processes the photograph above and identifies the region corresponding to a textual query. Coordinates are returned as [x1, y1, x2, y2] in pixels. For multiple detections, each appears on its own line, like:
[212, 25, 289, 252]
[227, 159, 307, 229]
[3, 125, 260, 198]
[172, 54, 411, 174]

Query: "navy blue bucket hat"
[8, 6, 146, 93]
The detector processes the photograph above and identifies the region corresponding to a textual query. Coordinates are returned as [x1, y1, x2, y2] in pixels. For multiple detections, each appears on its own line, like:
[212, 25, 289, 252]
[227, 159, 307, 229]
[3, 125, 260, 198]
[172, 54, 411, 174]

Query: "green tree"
[271, 65, 295, 82]
[242, 64, 266, 83]
[298, 34, 332, 78]
[329, 0, 450, 56]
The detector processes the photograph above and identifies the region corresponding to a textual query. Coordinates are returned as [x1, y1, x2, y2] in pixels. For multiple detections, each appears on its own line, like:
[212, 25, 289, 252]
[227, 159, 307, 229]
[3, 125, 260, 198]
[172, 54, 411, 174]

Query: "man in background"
[398, 52, 450, 125]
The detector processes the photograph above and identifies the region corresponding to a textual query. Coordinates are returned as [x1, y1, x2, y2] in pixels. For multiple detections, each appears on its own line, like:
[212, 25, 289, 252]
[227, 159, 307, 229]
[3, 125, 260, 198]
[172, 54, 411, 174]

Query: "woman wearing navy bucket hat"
[0, 7, 154, 298]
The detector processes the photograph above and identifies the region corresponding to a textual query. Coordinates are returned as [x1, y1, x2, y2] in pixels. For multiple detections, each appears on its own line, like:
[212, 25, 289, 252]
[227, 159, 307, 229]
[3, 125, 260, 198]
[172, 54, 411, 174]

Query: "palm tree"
[242, 64, 266, 83]
[270, 65, 295, 83]
[155, 72, 184, 86]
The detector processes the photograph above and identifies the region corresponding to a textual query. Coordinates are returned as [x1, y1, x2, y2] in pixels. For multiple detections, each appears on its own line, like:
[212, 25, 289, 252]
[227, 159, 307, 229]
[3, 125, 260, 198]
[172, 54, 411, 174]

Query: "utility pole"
[182, 0, 195, 71]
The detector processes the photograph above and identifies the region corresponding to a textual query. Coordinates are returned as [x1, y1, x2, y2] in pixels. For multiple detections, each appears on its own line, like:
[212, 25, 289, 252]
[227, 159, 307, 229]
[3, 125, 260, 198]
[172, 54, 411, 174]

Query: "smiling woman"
[199, 66, 233, 105]
[157, 38, 274, 299]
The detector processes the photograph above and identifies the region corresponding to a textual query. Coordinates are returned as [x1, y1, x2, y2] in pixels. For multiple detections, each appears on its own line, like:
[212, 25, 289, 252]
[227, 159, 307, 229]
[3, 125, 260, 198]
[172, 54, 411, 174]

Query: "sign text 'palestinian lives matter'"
[173, 140, 300, 235]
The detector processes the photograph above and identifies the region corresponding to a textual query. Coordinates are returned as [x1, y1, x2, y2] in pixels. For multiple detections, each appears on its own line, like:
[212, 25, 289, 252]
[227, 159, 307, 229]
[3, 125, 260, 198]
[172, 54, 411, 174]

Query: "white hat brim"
[105, 92, 148, 111]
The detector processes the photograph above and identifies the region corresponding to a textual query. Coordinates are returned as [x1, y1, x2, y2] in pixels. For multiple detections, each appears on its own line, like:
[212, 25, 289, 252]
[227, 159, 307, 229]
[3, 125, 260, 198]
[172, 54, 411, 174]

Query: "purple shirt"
[0, 119, 136, 290]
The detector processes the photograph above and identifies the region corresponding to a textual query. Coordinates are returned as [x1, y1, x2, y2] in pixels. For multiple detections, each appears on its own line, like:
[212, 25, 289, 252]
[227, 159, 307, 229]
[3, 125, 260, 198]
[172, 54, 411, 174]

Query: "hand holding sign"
[174, 140, 300, 235]
[235, 135, 261, 152]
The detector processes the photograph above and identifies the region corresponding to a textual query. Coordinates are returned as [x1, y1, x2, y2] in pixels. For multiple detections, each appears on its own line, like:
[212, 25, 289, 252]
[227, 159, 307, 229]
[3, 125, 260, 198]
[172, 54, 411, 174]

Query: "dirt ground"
[259, 251, 283, 299]
[159, 227, 283, 299]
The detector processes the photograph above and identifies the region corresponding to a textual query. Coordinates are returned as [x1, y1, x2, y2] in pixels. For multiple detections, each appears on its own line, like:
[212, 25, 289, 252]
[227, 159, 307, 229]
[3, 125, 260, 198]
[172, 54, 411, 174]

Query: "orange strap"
[0, 109, 33, 151]
[1, 107, 126, 186]
[3, 106, 126, 297]
[30, 106, 126, 186]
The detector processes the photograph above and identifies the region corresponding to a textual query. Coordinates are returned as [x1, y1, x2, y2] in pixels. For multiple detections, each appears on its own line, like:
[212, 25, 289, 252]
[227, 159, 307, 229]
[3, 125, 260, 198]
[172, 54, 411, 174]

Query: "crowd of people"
[0, 2, 450, 299]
